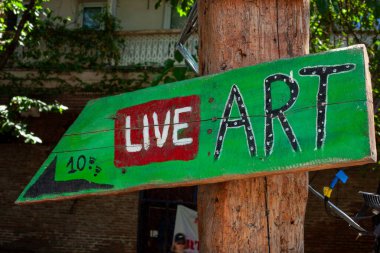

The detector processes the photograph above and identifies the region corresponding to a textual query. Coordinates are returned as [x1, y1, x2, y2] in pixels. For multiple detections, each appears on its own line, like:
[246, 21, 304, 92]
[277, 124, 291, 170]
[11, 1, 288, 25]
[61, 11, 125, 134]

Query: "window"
[163, 3, 187, 29]
[83, 6, 103, 29]
[79, 3, 106, 30]
[170, 7, 187, 29]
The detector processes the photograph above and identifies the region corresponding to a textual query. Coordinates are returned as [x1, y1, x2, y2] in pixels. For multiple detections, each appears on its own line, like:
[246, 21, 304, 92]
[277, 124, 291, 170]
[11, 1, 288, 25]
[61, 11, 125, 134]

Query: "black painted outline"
[24, 157, 113, 199]
[264, 74, 300, 156]
[214, 84, 256, 160]
[299, 64, 356, 149]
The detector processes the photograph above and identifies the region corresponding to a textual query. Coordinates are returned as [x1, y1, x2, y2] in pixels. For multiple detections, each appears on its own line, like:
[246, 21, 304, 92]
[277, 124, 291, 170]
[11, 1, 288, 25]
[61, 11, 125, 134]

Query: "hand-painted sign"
[17, 45, 376, 204]
[114, 95, 200, 167]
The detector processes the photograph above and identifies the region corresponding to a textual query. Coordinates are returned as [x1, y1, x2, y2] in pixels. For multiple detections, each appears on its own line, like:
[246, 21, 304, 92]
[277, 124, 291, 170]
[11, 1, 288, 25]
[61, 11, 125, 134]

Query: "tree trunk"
[0, 0, 36, 70]
[197, 0, 310, 252]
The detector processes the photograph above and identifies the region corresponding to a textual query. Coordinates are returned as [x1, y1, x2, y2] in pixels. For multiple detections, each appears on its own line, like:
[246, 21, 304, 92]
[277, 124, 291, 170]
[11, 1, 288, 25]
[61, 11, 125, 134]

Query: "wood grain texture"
[198, 0, 309, 252]
[362, 46, 378, 162]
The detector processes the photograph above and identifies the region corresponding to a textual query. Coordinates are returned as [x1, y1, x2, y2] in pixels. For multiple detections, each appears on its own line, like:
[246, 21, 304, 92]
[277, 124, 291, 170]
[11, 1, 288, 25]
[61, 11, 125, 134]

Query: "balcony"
[11, 29, 197, 69]
[117, 29, 198, 67]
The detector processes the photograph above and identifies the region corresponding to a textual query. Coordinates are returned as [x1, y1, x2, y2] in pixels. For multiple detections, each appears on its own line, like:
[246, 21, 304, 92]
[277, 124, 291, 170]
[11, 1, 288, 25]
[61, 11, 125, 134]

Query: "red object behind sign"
[114, 95, 200, 167]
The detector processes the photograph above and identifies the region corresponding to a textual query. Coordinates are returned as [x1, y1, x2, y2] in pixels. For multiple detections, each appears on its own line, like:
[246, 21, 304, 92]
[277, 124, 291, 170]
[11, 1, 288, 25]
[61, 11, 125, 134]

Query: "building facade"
[39, 0, 197, 66]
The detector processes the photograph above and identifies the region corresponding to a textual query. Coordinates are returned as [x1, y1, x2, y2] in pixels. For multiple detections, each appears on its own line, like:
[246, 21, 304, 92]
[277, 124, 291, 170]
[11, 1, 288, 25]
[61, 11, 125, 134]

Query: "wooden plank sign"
[16, 45, 376, 204]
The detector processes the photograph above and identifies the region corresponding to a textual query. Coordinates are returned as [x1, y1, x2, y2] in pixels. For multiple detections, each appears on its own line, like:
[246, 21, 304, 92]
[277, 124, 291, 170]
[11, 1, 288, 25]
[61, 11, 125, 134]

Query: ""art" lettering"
[214, 64, 356, 159]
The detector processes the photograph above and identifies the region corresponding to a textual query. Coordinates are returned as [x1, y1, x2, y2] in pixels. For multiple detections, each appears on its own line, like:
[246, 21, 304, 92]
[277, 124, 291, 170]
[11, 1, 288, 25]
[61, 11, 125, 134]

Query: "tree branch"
[0, 0, 36, 70]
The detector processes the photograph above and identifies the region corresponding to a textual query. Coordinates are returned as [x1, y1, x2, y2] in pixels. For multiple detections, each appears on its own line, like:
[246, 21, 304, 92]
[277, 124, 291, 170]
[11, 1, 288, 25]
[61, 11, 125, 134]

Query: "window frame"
[79, 2, 108, 30]
[163, 2, 188, 30]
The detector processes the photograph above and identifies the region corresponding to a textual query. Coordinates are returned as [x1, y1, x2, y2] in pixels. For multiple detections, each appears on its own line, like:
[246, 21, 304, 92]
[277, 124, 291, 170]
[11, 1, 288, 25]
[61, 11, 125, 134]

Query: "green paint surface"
[17, 46, 376, 204]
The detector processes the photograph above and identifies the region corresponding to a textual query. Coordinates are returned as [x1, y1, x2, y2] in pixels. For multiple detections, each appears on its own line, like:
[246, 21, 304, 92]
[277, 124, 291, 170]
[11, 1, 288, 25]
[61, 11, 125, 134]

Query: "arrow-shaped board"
[17, 45, 376, 204]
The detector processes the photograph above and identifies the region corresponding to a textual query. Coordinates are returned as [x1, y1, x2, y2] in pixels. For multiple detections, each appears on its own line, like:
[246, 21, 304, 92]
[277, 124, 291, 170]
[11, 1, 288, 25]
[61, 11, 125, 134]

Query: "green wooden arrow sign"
[17, 45, 376, 204]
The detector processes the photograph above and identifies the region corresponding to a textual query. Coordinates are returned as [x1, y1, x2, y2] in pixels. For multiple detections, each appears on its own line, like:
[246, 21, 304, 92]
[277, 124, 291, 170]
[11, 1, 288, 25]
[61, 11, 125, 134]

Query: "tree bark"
[197, 0, 309, 252]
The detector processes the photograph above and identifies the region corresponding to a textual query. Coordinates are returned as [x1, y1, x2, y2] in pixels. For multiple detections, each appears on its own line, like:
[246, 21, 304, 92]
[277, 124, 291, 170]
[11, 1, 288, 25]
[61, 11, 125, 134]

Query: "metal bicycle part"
[176, 2, 199, 74]
[308, 184, 368, 234]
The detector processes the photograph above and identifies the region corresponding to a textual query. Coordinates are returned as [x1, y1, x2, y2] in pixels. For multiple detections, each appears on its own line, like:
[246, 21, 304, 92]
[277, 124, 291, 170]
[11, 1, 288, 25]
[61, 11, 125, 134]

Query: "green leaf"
[151, 74, 164, 86]
[316, 0, 329, 15]
[1, 96, 67, 144]
[163, 76, 176, 84]
[174, 50, 184, 63]
[330, 0, 340, 13]
[172, 67, 187, 80]
[163, 59, 175, 69]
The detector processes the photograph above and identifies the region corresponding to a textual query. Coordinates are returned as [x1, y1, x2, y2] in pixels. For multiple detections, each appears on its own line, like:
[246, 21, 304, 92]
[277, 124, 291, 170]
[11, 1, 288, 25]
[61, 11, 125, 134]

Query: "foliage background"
[0, 0, 193, 143]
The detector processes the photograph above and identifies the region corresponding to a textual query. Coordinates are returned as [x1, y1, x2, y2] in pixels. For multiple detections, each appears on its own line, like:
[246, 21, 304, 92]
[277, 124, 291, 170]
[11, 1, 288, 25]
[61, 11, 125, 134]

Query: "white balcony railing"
[13, 29, 198, 68]
[118, 30, 198, 67]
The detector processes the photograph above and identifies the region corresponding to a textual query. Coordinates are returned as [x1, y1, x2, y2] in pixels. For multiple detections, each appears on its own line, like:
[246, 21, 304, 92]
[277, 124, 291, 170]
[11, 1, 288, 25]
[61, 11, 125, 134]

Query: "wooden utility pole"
[197, 0, 310, 252]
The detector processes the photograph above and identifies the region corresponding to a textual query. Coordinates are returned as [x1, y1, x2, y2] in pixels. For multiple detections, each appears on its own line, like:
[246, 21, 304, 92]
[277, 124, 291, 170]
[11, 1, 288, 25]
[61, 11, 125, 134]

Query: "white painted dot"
[219, 136, 223, 141]
[286, 128, 289, 131]
[269, 99, 271, 102]
[216, 150, 219, 154]
[238, 97, 241, 101]
[250, 136, 254, 140]
[346, 65, 350, 68]
[228, 104, 232, 108]
[312, 71, 316, 74]
[223, 119, 227, 122]
[234, 122, 238, 126]
[266, 110, 269, 113]
[241, 104, 245, 108]
[283, 119, 287, 122]
[318, 129, 322, 133]
[269, 134, 273, 137]
[233, 87, 237, 92]
[292, 139, 296, 142]
[247, 127, 251, 130]
[274, 75, 277, 79]
[250, 147, 254, 151]
[319, 110, 322, 113]
[266, 142, 270, 145]
[242, 120, 246, 123]
[333, 69, 337, 72]
[284, 79, 287, 82]
[266, 79, 269, 83]
[267, 88, 270, 91]
[322, 83, 326, 86]
[293, 97, 296, 100]
[323, 67, 326, 72]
